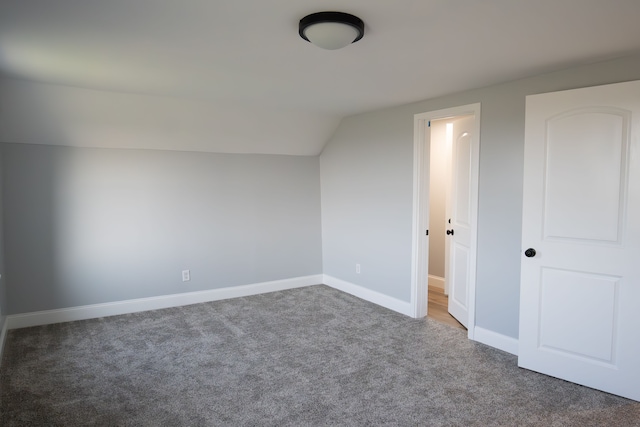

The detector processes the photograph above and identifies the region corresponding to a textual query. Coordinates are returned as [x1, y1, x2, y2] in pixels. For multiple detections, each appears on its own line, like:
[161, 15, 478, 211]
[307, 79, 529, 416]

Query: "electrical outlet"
[182, 270, 190, 282]
[356, 264, 361, 274]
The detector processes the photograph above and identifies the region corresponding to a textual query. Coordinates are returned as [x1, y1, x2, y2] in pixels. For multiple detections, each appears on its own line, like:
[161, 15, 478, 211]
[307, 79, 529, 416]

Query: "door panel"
[539, 268, 619, 363]
[455, 131, 472, 225]
[544, 109, 628, 243]
[450, 244, 469, 310]
[519, 80, 640, 401]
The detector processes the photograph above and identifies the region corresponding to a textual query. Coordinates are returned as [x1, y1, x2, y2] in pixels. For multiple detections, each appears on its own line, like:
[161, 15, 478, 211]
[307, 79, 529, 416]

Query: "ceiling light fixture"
[299, 11, 364, 50]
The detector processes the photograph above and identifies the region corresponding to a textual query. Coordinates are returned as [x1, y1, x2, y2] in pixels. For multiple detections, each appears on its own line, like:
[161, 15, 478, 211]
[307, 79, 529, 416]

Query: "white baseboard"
[4, 274, 518, 359]
[322, 275, 413, 317]
[7, 275, 323, 330]
[473, 326, 519, 355]
[0, 316, 8, 365]
[428, 275, 445, 290]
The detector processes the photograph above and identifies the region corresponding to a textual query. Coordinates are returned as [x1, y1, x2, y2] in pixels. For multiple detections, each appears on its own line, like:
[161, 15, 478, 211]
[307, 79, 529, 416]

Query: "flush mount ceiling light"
[299, 11, 364, 50]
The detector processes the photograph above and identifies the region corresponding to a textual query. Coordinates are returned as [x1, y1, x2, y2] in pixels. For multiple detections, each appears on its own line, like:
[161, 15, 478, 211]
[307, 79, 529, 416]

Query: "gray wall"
[2, 143, 322, 314]
[320, 54, 640, 338]
[428, 119, 449, 279]
[320, 109, 414, 298]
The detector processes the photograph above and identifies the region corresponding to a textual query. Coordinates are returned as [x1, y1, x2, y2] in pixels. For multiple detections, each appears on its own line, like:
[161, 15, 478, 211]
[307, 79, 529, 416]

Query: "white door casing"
[519, 80, 640, 401]
[447, 116, 475, 328]
[411, 103, 480, 340]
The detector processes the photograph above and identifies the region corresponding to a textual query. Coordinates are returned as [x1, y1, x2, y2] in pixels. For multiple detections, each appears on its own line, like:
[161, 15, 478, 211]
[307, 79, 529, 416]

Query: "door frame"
[410, 103, 481, 339]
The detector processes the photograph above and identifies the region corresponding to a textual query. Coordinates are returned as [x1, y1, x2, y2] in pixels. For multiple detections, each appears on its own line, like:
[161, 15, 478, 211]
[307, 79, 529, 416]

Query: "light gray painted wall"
[2, 143, 322, 314]
[428, 119, 448, 279]
[320, 109, 414, 298]
[320, 54, 640, 338]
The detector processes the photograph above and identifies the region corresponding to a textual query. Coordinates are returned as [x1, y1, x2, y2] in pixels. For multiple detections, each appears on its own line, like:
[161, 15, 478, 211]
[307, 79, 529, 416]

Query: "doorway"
[410, 103, 480, 340]
[427, 118, 465, 330]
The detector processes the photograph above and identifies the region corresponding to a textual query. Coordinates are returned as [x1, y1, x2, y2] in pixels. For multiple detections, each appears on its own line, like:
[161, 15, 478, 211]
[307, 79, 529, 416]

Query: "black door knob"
[524, 248, 536, 258]
[446, 229, 454, 236]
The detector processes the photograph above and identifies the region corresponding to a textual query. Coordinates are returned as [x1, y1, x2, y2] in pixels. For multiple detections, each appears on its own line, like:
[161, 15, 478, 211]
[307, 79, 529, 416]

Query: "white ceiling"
[2, 0, 640, 154]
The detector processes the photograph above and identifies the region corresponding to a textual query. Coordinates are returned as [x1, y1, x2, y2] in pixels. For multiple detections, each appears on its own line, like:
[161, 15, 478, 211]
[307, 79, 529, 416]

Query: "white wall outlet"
[182, 270, 190, 282]
[356, 264, 361, 274]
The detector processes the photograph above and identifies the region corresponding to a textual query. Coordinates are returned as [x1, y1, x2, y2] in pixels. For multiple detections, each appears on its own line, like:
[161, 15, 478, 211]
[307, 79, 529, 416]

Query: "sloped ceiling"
[2, 0, 640, 155]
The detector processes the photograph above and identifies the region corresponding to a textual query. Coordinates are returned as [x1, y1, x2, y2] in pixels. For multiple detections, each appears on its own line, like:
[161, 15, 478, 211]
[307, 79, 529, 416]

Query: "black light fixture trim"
[299, 11, 365, 44]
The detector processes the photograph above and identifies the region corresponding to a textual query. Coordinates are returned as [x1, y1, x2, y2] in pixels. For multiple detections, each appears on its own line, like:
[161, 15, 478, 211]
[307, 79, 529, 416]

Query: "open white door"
[447, 116, 475, 328]
[519, 80, 640, 401]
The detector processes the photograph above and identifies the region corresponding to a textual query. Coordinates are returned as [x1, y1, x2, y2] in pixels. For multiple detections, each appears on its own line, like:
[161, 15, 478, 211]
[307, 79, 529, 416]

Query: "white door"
[447, 116, 475, 328]
[519, 80, 640, 401]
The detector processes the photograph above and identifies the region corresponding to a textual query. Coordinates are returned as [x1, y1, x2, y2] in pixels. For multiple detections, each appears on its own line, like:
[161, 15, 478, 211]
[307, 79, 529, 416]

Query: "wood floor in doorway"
[428, 285, 465, 330]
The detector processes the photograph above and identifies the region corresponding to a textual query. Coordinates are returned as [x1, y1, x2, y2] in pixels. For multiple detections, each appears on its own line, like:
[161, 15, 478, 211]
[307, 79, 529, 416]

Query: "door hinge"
[426, 229, 429, 236]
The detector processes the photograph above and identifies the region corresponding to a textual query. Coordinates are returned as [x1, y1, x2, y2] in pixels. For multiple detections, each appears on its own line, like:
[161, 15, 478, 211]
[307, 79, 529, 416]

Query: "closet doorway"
[411, 103, 480, 339]
[427, 117, 468, 330]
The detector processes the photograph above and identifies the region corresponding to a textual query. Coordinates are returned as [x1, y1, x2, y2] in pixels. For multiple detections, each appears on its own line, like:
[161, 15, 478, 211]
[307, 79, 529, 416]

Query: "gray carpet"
[1, 285, 639, 426]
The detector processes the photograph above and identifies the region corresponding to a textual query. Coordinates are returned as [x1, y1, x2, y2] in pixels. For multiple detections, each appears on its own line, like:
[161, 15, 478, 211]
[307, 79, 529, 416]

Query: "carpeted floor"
[1, 285, 639, 426]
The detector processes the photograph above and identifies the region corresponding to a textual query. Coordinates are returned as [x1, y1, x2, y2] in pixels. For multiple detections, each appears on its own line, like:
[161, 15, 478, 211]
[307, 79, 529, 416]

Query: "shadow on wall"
[2, 144, 323, 315]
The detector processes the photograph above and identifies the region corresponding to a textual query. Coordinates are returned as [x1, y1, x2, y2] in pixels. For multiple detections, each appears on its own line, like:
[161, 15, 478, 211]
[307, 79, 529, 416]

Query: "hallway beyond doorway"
[428, 285, 465, 330]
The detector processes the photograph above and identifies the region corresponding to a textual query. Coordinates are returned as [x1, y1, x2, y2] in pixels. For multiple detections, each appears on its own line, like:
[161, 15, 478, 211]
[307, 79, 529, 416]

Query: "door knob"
[524, 248, 536, 258]
[446, 229, 454, 235]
